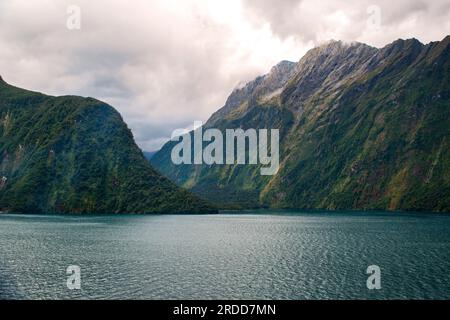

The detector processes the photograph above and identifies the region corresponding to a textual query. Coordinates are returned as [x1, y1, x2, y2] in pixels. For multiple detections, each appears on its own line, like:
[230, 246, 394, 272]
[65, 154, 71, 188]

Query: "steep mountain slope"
[153, 61, 299, 208]
[152, 36, 450, 212]
[0, 78, 216, 214]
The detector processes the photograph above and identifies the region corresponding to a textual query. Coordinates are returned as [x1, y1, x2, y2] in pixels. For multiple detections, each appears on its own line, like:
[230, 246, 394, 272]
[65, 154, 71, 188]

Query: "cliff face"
[0, 78, 216, 214]
[152, 36, 450, 212]
[206, 60, 298, 126]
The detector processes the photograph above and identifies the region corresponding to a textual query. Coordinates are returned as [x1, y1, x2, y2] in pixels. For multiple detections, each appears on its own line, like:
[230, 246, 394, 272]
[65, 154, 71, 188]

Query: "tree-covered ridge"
[0, 78, 216, 214]
[152, 36, 450, 212]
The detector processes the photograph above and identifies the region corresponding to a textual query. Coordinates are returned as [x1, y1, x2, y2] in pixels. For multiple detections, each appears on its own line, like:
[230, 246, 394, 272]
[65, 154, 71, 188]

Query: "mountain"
[152, 36, 450, 212]
[143, 151, 158, 161]
[0, 77, 216, 214]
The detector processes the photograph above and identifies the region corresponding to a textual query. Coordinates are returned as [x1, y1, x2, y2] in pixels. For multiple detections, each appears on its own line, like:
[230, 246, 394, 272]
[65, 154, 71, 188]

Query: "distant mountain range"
[0, 77, 216, 214]
[152, 36, 450, 212]
[143, 151, 157, 161]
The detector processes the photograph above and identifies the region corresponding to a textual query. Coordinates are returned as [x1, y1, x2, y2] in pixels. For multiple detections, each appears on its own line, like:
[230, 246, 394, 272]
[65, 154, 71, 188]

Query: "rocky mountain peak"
[311, 40, 375, 56]
[269, 60, 296, 74]
[281, 40, 378, 111]
[207, 59, 297, 126]
[261, 60, 298, 92]
[391, 37, 423, 47]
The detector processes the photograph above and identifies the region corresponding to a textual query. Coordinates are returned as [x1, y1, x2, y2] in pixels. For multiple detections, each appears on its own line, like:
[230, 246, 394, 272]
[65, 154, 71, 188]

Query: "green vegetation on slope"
[0, 78, 216, 214]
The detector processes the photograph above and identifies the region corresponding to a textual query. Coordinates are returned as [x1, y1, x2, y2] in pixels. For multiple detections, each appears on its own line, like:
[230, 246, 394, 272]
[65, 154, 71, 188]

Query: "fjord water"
[1, 211, 449, 300]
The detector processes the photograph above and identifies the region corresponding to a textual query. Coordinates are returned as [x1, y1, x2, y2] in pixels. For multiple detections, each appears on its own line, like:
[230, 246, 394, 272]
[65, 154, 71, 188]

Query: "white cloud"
[0, 0, 448, 151]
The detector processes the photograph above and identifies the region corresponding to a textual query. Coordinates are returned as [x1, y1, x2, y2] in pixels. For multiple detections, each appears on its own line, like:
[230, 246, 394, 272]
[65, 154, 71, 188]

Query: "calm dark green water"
[0, 211, 449, 300]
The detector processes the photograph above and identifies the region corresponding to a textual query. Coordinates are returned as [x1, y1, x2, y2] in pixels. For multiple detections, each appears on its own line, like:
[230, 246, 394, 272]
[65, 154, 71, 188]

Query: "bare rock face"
[281, 41, 378, 112]
[206, 60, 297, 127]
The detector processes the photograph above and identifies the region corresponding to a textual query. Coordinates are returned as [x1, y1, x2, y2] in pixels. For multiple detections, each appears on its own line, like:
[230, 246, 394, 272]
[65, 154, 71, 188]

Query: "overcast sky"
[0, 0, 449, 151]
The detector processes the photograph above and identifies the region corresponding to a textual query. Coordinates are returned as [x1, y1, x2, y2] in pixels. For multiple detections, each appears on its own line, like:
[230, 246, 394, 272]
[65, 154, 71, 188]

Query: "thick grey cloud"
[243, 0, 450, 47]
[0, 0, 448, 151]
